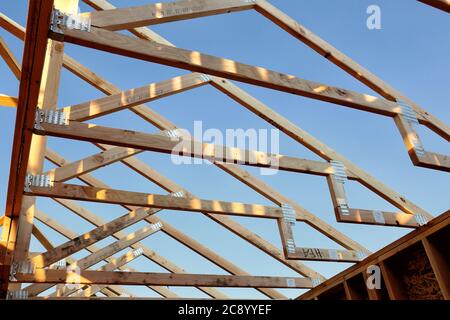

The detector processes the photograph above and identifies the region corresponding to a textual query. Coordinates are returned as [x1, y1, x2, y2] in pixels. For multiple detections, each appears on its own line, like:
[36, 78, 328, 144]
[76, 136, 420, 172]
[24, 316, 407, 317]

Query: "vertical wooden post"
[0, 0, 55, 299]
[422, 238, 450, 299]
[379, 261, 406, 300]
[2, 0, 79, 297]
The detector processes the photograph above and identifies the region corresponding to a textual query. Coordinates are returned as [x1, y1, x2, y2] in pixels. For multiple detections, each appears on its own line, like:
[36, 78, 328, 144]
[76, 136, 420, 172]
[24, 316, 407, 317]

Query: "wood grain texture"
[58, 27, 409, 119]
[27, 183, 283, 219]
[16, 269, 315, 288]
[63, 73, 208, 121]
[87, 0, 256, 30]
[36, 120, 338, 176]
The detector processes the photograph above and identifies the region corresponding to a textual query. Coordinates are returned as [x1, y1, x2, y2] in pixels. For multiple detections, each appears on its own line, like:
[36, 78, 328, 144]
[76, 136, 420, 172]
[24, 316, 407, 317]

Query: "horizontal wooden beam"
[52, 226, 157, 297]
[415, 151, 450, 172]
[34, 120, 341, 177]
[36, 118, 431, 221]
[16, 269, 315, 288]
[63, 249, 146, 297]
[211, 81, 432, 220]
[54, 27, 412, 119]
[85, 0, 256, 30]
[81, 0, 449, 142]
[26, 183, 284, 219]
[289, 247, 362, 263]
[45, 155, 322, 288]
[21, 5, 363, 255]
[63, 3, 430, 222]
[32, 209, 186, 299]
[62, 73, 209, 121]
[340, 209, 421, 228]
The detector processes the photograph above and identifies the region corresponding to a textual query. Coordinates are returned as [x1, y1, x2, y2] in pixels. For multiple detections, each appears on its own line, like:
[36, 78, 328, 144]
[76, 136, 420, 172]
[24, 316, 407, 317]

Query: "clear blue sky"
[0, 1, 449, 299]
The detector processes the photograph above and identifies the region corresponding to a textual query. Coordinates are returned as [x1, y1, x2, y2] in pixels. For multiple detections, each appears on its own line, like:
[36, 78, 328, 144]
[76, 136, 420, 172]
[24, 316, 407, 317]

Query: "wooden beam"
[17, 2, 364, 253]
[394, 115, 450, 172]
[61, 249, 148, 297]
[16, 269, 315, 288]
[418, 151, 450, 172]
[0, 0, 55, 299]
[46, 147, 143, 183]
[77, 0, 420, 251]
[26, 183, 284, 219]
[84, 0, 176, 45]
[0, 94, 18, 108]
[31, 225, 54, 251]
[8, 1, 80, 297]
[35, 120, 338, 177]
[32, 209, 187, 299]
[418, 0, 450, 12]
[26, 213, 134, 298]
[422, 238, 450, 299]
[86, 0, 256, 30]
[67, 225, 160, 271]
[30, 207, 160, 268]
[211, 77, 432, 219]
[32, 205, 230, 298]
[0, 12, 25, 40]
[55, 27, 416, 121]
[0, 36, 21, 80]
[44, 150, 316, 293]
[34, 10, 344, 277]
[36, 198, 230, 299]
[289, 247, 361, 263]
[216, 163, 367, 253]
[340, 209, 422, 228]
[80, 0, 450, 144]
[298, 211, 450, 300]
[62, 73, 209, 121]
[45, 144, 326, 281]
[50, 224, 160, 297]
[254, 0, 450, 141]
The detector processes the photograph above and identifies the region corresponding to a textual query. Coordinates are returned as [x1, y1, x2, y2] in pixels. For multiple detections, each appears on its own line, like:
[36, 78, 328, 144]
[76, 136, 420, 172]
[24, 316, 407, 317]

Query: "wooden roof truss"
[0, 0, 448, 299]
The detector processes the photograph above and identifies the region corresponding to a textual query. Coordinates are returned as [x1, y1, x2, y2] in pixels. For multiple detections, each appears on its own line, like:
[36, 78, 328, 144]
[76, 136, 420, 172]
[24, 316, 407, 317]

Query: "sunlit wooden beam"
[55, 27, 413, 120]
[16, 269, 316, 288]
[85, 0, 256, 30]
[30, 207, 161, 268]
[35, 120, 340, 177]
[26, 183, 284, 220]
[33, 209, 187, 299]
[63, 73, 209, 121]
[30, 224, 160, 297]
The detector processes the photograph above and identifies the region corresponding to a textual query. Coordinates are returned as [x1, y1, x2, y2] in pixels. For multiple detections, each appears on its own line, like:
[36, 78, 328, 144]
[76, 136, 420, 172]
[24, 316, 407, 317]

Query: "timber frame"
[0, 0, 448, 300]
